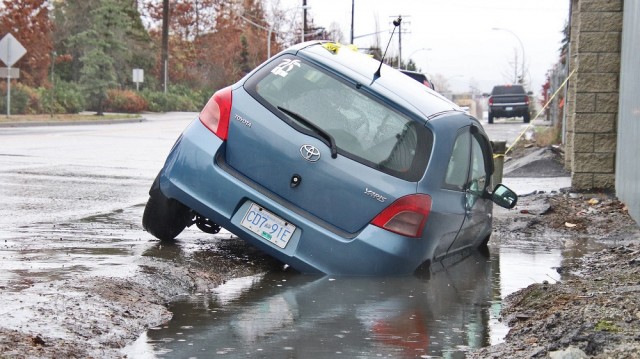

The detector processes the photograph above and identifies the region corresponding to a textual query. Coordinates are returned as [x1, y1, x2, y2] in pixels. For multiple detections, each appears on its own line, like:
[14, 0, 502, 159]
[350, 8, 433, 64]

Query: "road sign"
[133, 68, 144, 83]
[133, 68, 144, 90]
[1, 34, 27, 117]
[0, 33, 27, 67]
[0, 67, 19, 79]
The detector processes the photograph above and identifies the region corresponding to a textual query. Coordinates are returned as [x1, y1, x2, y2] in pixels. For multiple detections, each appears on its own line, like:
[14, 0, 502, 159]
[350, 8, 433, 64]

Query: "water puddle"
[0, 206, 149, 291]
[501, 176, 572, 196]
[126, 236, 602, 358]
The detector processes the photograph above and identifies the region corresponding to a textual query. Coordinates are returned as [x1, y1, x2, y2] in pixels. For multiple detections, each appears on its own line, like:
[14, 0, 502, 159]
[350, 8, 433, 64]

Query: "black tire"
[523, 112, 531, 123]
[142, 183, 192, 241]
[488, 113, 494, 124]
[479, 234, 491, 248]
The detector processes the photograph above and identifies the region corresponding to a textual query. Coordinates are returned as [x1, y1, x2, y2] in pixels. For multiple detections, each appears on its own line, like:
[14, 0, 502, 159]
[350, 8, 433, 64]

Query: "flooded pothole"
[0, 206, 151, 292]
[125, 235, 604, 358]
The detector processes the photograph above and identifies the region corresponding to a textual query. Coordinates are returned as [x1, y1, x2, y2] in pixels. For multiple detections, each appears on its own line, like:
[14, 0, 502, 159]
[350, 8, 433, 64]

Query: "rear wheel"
[488, 113, 494, 124]
[523, 112, 531, 123]
[142, 181, 192, 241]
[479, 234, 491, 248]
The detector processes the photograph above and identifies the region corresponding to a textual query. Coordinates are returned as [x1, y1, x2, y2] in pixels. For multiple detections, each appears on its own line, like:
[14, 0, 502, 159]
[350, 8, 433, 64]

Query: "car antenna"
[374, 16, 402, 79]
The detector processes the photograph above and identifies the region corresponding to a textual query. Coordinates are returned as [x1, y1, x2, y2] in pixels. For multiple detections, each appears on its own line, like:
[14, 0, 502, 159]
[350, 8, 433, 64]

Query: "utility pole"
[162, 0, 169, 93]
[398, 15, 402, 68]
[302, 0, 307, 42]
[350, 0, 354, 44]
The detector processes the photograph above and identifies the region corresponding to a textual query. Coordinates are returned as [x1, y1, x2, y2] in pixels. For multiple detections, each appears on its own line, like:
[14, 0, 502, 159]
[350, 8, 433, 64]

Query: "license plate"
[240, 203, 296, 248]
[505, 106, 513, 111]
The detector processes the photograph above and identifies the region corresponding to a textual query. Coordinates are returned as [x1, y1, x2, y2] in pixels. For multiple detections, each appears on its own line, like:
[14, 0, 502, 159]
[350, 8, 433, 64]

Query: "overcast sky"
[272, 0, 570, 95]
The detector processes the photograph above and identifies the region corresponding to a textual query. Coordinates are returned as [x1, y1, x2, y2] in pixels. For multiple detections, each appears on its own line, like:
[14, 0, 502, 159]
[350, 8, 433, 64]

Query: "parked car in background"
[487, 84, 531, 124]
[143, 41, 518, 276]
[400, 69, 436, 90]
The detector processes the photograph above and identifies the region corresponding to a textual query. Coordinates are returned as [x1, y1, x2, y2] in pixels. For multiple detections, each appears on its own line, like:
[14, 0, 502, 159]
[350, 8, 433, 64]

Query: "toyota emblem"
[300, 144, 321, 162]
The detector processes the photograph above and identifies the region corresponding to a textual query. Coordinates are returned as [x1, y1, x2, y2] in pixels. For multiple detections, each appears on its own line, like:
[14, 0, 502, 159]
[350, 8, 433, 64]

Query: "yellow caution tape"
[322, 42, 340, 54]
[504, 68, 577, 156]
[322, 42, 360, 54]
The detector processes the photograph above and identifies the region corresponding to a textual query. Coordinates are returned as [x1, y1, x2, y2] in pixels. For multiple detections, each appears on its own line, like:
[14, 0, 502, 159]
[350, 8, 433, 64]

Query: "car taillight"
[199, 86, 232, 140]
[488, 97, 494, 105]
[371, 194, 432, 238]
[524, 96, 529, 105]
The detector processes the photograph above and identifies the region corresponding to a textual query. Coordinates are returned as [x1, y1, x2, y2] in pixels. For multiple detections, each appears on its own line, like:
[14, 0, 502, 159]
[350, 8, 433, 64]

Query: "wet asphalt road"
[0, 113, 195, 229]
[0, 113, 195, 294]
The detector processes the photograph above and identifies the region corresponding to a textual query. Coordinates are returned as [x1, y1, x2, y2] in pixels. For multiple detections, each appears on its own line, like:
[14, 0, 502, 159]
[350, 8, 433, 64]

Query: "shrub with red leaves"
[104, 89, 148, 113]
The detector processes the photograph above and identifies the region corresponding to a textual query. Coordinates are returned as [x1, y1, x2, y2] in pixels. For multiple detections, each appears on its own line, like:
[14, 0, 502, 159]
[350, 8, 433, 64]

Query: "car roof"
[292, 42, 461, 121]
[491, 84, 525, 94]
[399, 70, 427, 81]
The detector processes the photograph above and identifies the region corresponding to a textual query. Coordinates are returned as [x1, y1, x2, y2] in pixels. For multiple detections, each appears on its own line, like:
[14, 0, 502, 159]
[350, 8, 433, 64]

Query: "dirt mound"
[470, 243, 640, 359]
[504, 145, 569, 178]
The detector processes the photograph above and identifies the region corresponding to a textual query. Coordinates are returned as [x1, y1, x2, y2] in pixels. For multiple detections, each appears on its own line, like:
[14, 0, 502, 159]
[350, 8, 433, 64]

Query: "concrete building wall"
[616, 0, 640, 223]
[565, 0, 622, 190]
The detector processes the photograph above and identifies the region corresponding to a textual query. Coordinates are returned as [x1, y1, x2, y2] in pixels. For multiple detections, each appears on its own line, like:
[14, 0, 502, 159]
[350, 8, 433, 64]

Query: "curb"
[0, 118, 147, 128]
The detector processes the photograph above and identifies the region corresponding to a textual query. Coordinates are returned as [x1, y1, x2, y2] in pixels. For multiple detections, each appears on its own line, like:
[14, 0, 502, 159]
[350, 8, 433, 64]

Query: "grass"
[0, 113, 142, 123]
[594, 320, 621, 332]
[534, 124, 562, 147]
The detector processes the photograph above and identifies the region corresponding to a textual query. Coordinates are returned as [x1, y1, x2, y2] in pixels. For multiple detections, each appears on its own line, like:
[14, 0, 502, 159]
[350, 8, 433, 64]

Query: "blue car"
[142, 41, 517, 276]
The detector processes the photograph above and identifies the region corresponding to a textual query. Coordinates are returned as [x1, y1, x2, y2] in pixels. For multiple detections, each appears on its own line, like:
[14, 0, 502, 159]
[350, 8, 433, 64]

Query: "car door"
[430, 127, 471, 260]
[450, 128, 494, 251]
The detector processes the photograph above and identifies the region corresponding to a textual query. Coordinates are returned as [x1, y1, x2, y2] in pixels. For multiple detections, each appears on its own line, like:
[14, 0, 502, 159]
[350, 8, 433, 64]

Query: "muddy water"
[125, 236, 599, 359]
[0, 206, 147, 292]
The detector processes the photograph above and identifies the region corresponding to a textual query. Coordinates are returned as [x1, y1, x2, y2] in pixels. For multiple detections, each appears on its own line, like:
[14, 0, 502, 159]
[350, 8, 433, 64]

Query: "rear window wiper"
[277, 106, 338, 159]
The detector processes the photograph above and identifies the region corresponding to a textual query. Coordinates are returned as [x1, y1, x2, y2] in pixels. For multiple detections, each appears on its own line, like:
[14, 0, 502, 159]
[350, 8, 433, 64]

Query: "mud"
[1, 145, 639, 358]
[469, 143, 640, 357]
[471, 191, 640, 358]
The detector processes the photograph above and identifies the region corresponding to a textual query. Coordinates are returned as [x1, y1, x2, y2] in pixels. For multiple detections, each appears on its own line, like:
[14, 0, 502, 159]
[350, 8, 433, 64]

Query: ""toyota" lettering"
[235, 114, 252, 128]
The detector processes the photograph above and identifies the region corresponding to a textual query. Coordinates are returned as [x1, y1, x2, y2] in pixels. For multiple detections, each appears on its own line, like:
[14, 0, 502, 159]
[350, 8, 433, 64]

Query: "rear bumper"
[488, 104, 529, 117]
[157, 119, 434, 276]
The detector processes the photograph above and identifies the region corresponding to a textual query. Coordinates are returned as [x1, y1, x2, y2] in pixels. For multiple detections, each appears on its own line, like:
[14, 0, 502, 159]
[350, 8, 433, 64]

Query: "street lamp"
[492, 27, 525, 84]
[406, 47, 431, 70]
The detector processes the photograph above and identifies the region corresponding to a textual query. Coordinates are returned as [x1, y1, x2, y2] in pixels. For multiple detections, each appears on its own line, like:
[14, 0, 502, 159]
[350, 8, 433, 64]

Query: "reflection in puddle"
[127, 245, 568, 358]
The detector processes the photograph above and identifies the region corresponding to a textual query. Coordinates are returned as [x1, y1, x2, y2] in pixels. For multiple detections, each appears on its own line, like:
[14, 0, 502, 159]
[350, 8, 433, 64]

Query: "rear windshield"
[491, 85, 525, 95]
[245, 55, 432, 181]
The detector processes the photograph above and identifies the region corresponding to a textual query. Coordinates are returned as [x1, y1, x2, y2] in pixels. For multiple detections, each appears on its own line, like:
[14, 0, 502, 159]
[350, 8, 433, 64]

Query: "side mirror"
[491, 184, 518, 209]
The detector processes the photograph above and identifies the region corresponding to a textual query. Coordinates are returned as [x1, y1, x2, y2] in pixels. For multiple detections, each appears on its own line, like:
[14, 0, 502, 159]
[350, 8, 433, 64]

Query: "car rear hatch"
[223, 54, 433, 235]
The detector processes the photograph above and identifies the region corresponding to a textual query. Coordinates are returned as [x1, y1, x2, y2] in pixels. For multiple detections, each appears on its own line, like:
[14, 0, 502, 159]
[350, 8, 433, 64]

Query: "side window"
[469, 135, 488, 194]
[444, 131, 470, 191]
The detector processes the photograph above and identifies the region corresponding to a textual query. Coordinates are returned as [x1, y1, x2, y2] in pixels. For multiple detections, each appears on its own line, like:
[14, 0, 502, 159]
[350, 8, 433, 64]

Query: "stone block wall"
[565, 0, 622, 190]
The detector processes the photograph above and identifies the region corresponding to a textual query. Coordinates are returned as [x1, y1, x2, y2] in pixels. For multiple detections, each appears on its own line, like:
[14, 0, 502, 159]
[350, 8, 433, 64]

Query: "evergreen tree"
[54, 0, 154, 87]
[71, 0, 131, 115]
